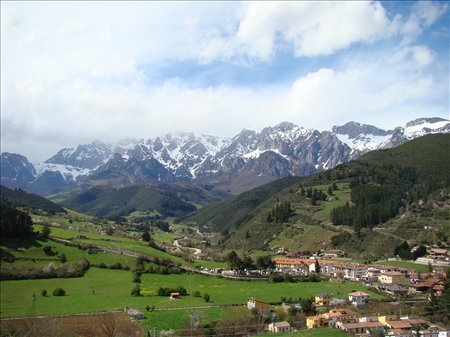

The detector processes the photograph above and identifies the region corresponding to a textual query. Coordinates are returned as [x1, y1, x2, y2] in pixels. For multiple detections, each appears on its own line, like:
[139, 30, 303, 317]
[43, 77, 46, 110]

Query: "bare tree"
[99, 313, 121, 337]
[11, 316, 75, 337]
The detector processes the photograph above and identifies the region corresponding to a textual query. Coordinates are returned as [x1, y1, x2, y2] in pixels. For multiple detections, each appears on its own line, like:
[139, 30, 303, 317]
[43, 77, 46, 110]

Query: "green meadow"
[1, 266, 384, 318]
[2, 220, 383, 333]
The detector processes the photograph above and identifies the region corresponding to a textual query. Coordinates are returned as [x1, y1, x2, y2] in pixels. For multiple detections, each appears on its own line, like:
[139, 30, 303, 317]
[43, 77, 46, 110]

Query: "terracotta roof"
[388, 321, 412, 329]
[340, 321, 384, 329]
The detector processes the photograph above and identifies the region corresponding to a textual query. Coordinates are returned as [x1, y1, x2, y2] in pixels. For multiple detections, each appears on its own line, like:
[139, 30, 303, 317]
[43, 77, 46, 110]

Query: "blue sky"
[1, 1, 449, 162]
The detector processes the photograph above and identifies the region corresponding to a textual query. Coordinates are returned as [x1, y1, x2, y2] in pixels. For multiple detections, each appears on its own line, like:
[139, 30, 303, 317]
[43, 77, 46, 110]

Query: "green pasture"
[151, 231, 178, 245]
[32, 225, 187, 265]
[0, 266, 385, 319]
[269, 223, 335, 252]
[126, 210, 162, 221]
[193, 260, 227, 270]
[374, 260, 432, 273]
[309, 184, 351, 222]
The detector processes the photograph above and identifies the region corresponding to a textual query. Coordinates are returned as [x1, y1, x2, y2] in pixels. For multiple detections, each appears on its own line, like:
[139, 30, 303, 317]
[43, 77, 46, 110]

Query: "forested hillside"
[0, 185, 66, 214]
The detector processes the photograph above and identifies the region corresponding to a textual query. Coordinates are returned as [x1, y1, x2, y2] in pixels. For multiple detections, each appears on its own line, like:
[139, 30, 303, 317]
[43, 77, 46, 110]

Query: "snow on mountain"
[34, 163, 92, 182]
[403, 118, 450, 138]
[2, 117, 449, 195]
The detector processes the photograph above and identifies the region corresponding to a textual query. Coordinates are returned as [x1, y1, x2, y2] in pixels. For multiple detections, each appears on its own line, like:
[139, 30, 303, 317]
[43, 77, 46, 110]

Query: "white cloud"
[399, 0, 448, 45]
[390, 45, 435, 69]
[1, 1, 448, 163]
[194, 2, 393, 63]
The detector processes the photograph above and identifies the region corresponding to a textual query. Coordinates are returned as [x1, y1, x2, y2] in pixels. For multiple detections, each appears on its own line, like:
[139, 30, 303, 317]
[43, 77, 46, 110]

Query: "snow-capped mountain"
[1, 117, 449, 195]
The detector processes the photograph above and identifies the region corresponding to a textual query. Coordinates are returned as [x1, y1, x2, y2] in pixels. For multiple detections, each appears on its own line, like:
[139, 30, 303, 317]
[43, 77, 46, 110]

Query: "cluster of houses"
[246, 256, 449, 336]
[247, 291, 449, 337]
[305, 309, 444, 336]
[273, 258, 448, 298]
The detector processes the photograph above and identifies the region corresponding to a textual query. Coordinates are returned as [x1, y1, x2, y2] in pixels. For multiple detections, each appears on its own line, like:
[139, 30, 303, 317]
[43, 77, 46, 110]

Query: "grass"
[374, 260, 431, 273]
[0, 266, 385, 319]
[310, 184, 351, 222]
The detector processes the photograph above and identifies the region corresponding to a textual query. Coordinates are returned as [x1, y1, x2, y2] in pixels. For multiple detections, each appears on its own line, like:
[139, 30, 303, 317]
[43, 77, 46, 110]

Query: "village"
[240, 249, 449, 337]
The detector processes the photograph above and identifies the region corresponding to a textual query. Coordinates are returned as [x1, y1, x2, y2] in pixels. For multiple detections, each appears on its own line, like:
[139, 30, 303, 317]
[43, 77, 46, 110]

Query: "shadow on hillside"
[0, 248, 16, 261]
[1, 236, 44, 250]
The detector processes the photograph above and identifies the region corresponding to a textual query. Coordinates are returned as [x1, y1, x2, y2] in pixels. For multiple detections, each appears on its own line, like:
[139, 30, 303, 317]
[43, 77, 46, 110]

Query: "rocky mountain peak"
[332, 121, 390, 139]
[405, 117, 448, 128]
[2, 117, 449, 195]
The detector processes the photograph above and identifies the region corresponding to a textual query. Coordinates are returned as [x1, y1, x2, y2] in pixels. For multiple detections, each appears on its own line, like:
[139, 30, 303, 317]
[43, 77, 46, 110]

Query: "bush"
[41, 289, 47, 297]
[131, 284, 141, 296]
[43, 245, 52, 254]
[53, 287, 66, 296]
[204, 293, 210, 302]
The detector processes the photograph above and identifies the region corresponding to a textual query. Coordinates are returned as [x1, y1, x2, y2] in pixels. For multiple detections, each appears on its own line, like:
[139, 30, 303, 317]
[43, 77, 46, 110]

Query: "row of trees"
[224, 251, 275, 271]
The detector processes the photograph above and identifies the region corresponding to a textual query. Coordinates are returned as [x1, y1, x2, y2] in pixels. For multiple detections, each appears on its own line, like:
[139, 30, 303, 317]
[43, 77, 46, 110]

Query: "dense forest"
[0, 200, 34, 239]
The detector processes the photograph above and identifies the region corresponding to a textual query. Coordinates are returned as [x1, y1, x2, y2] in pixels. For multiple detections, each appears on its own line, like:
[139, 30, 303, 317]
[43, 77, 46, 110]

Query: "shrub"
[131, 284, 141, 296]
[41, 289, 47, 297]
[43, 245, 52, 254]
[204, 293, 210, 302]
[52, 287, 66, 296]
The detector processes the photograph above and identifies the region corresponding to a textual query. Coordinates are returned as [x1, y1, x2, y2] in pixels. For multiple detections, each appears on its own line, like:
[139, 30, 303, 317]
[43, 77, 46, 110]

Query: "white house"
[348, 291, 370, 307]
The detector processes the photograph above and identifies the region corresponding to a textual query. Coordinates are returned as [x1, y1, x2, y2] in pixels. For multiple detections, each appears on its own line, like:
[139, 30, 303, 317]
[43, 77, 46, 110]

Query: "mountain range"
[1, 117, 449, 196]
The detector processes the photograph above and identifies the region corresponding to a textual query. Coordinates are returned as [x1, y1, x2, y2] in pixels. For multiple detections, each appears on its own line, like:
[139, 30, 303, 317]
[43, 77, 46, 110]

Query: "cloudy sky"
[1, 1, 449, 163]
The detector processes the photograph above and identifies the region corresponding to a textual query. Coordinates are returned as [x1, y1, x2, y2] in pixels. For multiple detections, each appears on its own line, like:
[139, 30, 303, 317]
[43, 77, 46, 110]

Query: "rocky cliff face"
[2, 117, 449, 195]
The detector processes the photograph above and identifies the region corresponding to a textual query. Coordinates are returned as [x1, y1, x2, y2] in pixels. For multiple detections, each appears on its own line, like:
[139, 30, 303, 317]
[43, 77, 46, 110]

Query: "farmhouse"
[170, 292, 182, 299]
[268, 321, 291, 333]
[124, 307, 145, 320]
[247, 298, 270, 315]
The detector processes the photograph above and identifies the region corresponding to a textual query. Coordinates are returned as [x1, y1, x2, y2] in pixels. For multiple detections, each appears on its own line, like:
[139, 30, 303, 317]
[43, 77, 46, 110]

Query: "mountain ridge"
[1, 117, 449, 195]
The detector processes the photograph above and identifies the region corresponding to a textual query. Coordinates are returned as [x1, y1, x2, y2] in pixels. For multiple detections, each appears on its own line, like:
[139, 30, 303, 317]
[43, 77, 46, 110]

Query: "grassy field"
[0, 265, 385, 319]
[374, 260, 432, 273]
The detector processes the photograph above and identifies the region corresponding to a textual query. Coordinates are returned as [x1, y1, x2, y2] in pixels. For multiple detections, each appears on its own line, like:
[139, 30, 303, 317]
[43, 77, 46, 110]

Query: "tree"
[225, 250, 242, 270]
[315, 259, 321, 274]
[52, 287, 66, 296]
[0, 201, 34, 239]
[141, 231, 151, 242]
[100, 312, 120, 337]
[60, 253, 67, 263]
[204, 293, 210, 302]
[41, 225, 52, 238]
[43, 245, 52, 255]
[41, 289, 47, 297]
[130, 284, 141, 296]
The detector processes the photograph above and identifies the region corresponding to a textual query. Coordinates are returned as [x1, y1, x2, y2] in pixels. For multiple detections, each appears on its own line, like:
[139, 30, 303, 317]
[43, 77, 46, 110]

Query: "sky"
[1, 1, 449, 163]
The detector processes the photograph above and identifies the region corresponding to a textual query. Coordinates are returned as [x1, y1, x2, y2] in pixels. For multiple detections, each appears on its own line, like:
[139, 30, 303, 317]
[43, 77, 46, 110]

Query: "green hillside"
[184, 176, 305, 232]
[60, 184, 198, 218]
[0, 185, 67, 214]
